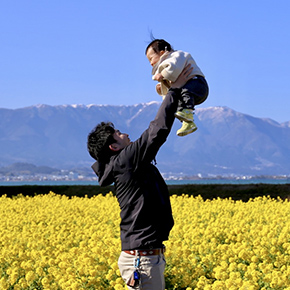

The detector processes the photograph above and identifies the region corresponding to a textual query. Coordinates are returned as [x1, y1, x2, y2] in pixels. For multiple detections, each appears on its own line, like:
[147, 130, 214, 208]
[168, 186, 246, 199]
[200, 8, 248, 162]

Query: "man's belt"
[124, 247, 166, 256]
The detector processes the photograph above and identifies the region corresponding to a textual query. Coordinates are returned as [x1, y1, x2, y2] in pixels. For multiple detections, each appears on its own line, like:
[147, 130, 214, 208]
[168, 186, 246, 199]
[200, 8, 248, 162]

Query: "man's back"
[93, 89, 181, 250]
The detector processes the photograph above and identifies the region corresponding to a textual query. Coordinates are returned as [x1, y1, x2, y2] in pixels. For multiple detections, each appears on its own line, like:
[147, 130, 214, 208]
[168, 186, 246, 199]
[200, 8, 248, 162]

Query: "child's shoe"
[177, 121, 197, 136]
[175, 109, 194, 122]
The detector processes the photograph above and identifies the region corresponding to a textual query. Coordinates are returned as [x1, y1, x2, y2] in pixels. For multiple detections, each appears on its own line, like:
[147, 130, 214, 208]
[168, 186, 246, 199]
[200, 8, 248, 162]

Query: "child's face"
[146, 46, 164, 67]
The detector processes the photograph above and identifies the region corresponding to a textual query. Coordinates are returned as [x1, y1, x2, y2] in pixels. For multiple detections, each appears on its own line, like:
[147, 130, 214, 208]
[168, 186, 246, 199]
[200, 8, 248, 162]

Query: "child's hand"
[153, 73, 164, 82]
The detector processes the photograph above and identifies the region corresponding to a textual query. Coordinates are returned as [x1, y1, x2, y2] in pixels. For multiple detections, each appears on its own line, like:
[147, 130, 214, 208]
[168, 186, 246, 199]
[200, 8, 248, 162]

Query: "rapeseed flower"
[1, 192, 290, 289]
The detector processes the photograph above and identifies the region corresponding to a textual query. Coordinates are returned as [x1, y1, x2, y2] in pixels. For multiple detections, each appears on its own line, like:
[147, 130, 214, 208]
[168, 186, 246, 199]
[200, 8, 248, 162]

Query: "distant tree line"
[0, 184, 290, 202]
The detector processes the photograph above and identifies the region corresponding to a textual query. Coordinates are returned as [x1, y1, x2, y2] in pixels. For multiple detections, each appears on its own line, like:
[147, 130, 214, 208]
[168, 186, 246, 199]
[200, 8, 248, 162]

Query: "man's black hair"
[87, 122, 116, 162]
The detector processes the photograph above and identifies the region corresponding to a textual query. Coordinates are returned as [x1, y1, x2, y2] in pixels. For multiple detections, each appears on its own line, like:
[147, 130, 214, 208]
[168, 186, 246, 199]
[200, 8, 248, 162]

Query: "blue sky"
[1, 0, 289, 122]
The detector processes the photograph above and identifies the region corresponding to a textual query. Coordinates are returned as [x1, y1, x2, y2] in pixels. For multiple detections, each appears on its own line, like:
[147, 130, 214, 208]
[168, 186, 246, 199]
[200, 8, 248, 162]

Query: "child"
[145, 39, 209, 136]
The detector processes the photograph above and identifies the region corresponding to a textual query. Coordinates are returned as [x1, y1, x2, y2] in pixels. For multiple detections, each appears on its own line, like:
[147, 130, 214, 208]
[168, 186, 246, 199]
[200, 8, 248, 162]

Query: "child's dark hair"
[145, 39, 173, 55]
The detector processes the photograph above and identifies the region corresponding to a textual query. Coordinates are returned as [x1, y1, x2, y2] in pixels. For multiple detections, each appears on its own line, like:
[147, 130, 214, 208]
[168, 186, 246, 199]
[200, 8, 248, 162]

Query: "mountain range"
[0, 103, 289, 177]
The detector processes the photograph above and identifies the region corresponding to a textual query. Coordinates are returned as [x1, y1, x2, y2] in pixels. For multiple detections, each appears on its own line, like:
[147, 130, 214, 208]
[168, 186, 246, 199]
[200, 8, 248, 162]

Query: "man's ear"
[109, 143, 120, 152]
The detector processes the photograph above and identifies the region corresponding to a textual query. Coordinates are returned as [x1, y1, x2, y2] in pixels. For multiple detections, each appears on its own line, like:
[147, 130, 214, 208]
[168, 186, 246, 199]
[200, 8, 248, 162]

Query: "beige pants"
[118, 251, 166, 290]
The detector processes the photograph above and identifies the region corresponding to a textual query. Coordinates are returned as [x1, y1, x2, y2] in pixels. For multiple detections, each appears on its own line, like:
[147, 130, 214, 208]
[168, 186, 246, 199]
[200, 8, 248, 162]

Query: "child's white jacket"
[152, 50, 205, 97]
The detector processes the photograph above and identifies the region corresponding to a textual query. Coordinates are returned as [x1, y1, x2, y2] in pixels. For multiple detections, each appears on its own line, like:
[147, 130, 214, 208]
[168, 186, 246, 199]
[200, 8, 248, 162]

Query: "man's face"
[110, 130, 131, 151]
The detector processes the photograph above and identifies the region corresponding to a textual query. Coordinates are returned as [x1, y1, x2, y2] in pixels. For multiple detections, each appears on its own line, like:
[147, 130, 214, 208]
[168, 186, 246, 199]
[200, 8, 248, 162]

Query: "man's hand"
[170, 65, 193, 89]
[156, 84, 162, 95]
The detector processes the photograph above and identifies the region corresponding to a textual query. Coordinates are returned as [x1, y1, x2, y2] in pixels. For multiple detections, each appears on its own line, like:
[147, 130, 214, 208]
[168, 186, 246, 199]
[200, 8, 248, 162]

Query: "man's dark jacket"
[92, 88, 180, 250]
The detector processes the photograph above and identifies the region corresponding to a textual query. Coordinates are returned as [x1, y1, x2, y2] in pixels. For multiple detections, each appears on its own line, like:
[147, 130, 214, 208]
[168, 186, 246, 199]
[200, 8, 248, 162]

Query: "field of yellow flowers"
[1, 192, 290, 290]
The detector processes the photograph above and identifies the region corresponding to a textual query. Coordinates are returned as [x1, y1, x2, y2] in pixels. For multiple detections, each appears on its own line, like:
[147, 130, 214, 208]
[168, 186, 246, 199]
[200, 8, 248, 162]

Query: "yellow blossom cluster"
[0, 192, 122, 290]
[1, 192, 290, 290]
[167, 194, 290, 290]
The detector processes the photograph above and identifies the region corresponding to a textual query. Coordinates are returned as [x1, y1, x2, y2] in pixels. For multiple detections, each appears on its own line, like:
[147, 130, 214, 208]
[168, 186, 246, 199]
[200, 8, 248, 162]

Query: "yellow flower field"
[1, 192, 290, 289]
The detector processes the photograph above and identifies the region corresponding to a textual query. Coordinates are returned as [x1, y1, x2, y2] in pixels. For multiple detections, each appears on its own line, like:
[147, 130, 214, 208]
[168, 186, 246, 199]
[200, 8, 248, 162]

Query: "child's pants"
[177, 75, 209, 112]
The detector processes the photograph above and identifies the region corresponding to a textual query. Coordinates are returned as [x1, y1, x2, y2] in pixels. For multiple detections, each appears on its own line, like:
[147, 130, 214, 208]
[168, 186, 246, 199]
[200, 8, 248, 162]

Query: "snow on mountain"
[0, 104, 289, 176]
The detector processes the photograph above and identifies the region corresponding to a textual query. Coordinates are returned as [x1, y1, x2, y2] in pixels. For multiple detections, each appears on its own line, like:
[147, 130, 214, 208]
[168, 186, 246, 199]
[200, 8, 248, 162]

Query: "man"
[87, 66, 192, 289]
